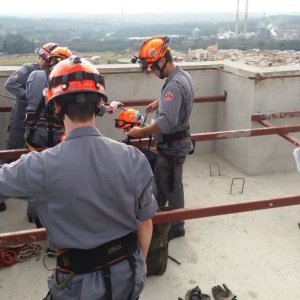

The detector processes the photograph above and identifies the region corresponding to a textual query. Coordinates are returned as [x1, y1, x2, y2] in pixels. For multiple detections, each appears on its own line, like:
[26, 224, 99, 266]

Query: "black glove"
[212, 284, 237, 300]
[185, 286, 210, 300]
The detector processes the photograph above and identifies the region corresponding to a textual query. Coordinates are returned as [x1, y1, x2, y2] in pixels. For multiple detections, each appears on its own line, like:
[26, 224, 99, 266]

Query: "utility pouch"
[146, 207, 173, 276]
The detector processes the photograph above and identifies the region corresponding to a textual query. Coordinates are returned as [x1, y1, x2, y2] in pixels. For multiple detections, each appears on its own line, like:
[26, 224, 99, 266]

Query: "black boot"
[0, 202, 7, 212]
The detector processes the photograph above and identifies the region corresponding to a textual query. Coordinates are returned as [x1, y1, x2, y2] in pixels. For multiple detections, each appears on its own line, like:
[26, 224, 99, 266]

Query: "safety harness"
[156, 127, 192, 193]
[24, 99, 63, 151]
[162, 126, 191, 146]
[54, 232, 137, 300]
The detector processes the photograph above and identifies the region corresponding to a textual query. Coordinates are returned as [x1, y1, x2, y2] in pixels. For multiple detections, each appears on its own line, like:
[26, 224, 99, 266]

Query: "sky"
[0, 0, 299, 16]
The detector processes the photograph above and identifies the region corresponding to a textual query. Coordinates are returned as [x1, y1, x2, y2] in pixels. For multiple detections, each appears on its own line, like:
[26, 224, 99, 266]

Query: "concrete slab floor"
[1, 153, 300, 300]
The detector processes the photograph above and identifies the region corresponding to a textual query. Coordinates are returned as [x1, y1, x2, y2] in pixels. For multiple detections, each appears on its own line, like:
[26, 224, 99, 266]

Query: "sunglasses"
[138, 58, 161, 72]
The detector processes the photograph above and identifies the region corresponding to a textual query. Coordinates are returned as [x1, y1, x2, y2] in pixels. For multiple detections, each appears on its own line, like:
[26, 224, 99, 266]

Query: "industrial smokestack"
[244, 0, 249, 35]
[235, 0, 240, 36]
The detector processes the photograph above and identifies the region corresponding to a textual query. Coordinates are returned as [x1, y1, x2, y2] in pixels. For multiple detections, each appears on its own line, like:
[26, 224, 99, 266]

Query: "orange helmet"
[49, 47, 73, 66]
[38, 42, 59, 60]
[45, 55, 108, 104]
[115, 108, 144, 129]
[132, 36, 170, 71]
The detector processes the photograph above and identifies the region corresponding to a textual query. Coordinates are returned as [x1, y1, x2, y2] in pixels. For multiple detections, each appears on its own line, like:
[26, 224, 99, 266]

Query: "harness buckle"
[54, 268, 75, 289]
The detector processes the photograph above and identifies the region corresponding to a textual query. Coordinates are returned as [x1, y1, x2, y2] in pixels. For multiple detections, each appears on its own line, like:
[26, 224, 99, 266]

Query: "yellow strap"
[25, 138, 37, 152]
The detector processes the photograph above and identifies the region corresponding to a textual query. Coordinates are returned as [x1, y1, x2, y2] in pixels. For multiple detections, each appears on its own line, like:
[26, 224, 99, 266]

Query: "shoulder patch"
[164, 91, 174, 102]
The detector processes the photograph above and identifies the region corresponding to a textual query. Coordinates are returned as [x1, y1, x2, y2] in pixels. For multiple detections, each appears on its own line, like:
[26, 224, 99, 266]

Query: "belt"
[56, 232, 137, 274]
[162, 127, 190, 144]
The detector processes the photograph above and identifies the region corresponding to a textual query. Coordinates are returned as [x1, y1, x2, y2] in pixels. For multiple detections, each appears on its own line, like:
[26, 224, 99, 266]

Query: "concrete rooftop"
[1, 153, 300, 300]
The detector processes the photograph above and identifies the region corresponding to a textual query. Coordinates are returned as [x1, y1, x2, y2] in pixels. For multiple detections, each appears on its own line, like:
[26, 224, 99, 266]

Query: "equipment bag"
[146, 207, 173, 276]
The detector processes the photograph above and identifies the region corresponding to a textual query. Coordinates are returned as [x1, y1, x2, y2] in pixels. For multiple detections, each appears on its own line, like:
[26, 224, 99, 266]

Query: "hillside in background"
[0, 14, 299, 54]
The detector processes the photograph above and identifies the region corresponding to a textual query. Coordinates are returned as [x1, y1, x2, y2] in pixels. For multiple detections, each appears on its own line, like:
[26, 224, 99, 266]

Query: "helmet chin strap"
[158, 60, 168, 79]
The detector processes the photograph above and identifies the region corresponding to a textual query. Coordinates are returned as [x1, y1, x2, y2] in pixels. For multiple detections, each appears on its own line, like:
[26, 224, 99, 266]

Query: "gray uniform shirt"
[26, 70, 47, 111]
[25, 70, 65, 148]
[0, 127, 157, 250]
[5, 63, 40, 131]
[154, 66, 194, 156]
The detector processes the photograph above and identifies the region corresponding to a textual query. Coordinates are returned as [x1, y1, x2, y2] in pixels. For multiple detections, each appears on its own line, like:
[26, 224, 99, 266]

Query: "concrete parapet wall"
[1, 62, 300, 174]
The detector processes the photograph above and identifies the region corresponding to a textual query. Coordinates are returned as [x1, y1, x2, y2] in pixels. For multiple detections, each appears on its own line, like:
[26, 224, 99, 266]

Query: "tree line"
[0, 15, 300, 54]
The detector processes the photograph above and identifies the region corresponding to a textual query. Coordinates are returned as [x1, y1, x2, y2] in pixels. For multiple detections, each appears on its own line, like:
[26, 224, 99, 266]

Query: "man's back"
[9, 127, 154, 249]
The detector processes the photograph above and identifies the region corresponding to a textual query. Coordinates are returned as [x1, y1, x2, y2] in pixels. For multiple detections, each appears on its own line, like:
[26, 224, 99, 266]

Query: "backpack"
[146, 207, 173, 276]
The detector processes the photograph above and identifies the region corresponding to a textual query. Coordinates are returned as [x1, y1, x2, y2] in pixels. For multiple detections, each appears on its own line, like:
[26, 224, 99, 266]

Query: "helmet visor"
[137, 59, 150, 71]
[115, 119, 133, 129]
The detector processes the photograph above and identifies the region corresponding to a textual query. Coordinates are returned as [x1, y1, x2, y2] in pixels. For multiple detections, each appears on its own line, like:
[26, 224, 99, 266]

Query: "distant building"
[257, 27, 272, 41]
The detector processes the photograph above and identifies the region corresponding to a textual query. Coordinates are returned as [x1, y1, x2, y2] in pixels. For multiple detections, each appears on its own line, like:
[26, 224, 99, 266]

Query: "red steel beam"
[0, 94, 227, 113]
[2, 125, 300, 160]
[0, 148, 31, 160]
[121, 95, 227, 106]
[251, 111, 300, 121]
[258, 120, 300, 147]
[191, 125, 300, 141]
[0, 107, 12, 112]
[130, 124, 300, 147]
[1, 194, 300, 247]
[153, 194, 300, 224]
[0, 228, 47, 248]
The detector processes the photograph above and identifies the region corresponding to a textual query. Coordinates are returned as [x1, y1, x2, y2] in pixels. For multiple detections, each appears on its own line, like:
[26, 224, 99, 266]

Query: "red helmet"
[45, 55, 108, 104]
[38, 42, 59, 60]
[115, 108, 144, 129]
[132, 36, 170, 71]
[48, 46, 73, 66]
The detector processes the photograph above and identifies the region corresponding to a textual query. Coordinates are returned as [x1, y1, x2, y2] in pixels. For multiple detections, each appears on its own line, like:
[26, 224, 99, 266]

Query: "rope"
[0, 93, 16, 101]
[0, 92, 27, 103]
[0, 243, 42, 268]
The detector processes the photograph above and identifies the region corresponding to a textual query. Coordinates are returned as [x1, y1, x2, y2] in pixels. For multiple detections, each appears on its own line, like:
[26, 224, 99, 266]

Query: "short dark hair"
[165, 50, 173, 63]
[55, 93, 100, 122]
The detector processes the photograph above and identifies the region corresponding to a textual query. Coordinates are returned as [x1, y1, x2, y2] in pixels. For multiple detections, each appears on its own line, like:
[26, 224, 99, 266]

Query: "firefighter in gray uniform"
[129, 36, 194, 240]
[24, 47, 72, 227]
[0, 56, 157, 300]
[25, 47, 122, 226]
[0, 42, 59, 213]
[4, 42, 59, 151]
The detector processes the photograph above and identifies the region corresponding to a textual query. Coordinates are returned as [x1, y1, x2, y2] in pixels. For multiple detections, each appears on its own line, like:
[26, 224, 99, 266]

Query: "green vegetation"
[0, 14, 299, 55]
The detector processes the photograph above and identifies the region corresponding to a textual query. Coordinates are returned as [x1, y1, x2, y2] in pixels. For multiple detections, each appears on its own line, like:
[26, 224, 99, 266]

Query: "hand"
[212, 284, 236, 300]
[126, 126, 144, 138]
[146, 99, 159, 114]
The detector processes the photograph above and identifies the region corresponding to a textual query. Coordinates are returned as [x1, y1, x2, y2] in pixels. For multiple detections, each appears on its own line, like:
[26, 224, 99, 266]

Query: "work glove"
[108, 101, 124, 112]
[212, 284, 237, 300]
[184, 286, 210, 300]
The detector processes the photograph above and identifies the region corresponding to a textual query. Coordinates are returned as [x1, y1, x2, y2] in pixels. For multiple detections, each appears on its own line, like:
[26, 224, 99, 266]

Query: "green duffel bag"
[146, 208, 172, 276]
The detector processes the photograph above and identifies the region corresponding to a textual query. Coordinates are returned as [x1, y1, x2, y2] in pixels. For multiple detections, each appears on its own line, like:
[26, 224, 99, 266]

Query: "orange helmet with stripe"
[115, 108, 144, 129]
[38, 42, 59, 60]
[49, 47, 73, 66]
[132, 36, 170, 71]
[45, 55, 107, 104]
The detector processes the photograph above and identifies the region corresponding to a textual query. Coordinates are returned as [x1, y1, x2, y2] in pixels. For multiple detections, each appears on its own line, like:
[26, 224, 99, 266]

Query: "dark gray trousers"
[154, 152, 186, 231]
